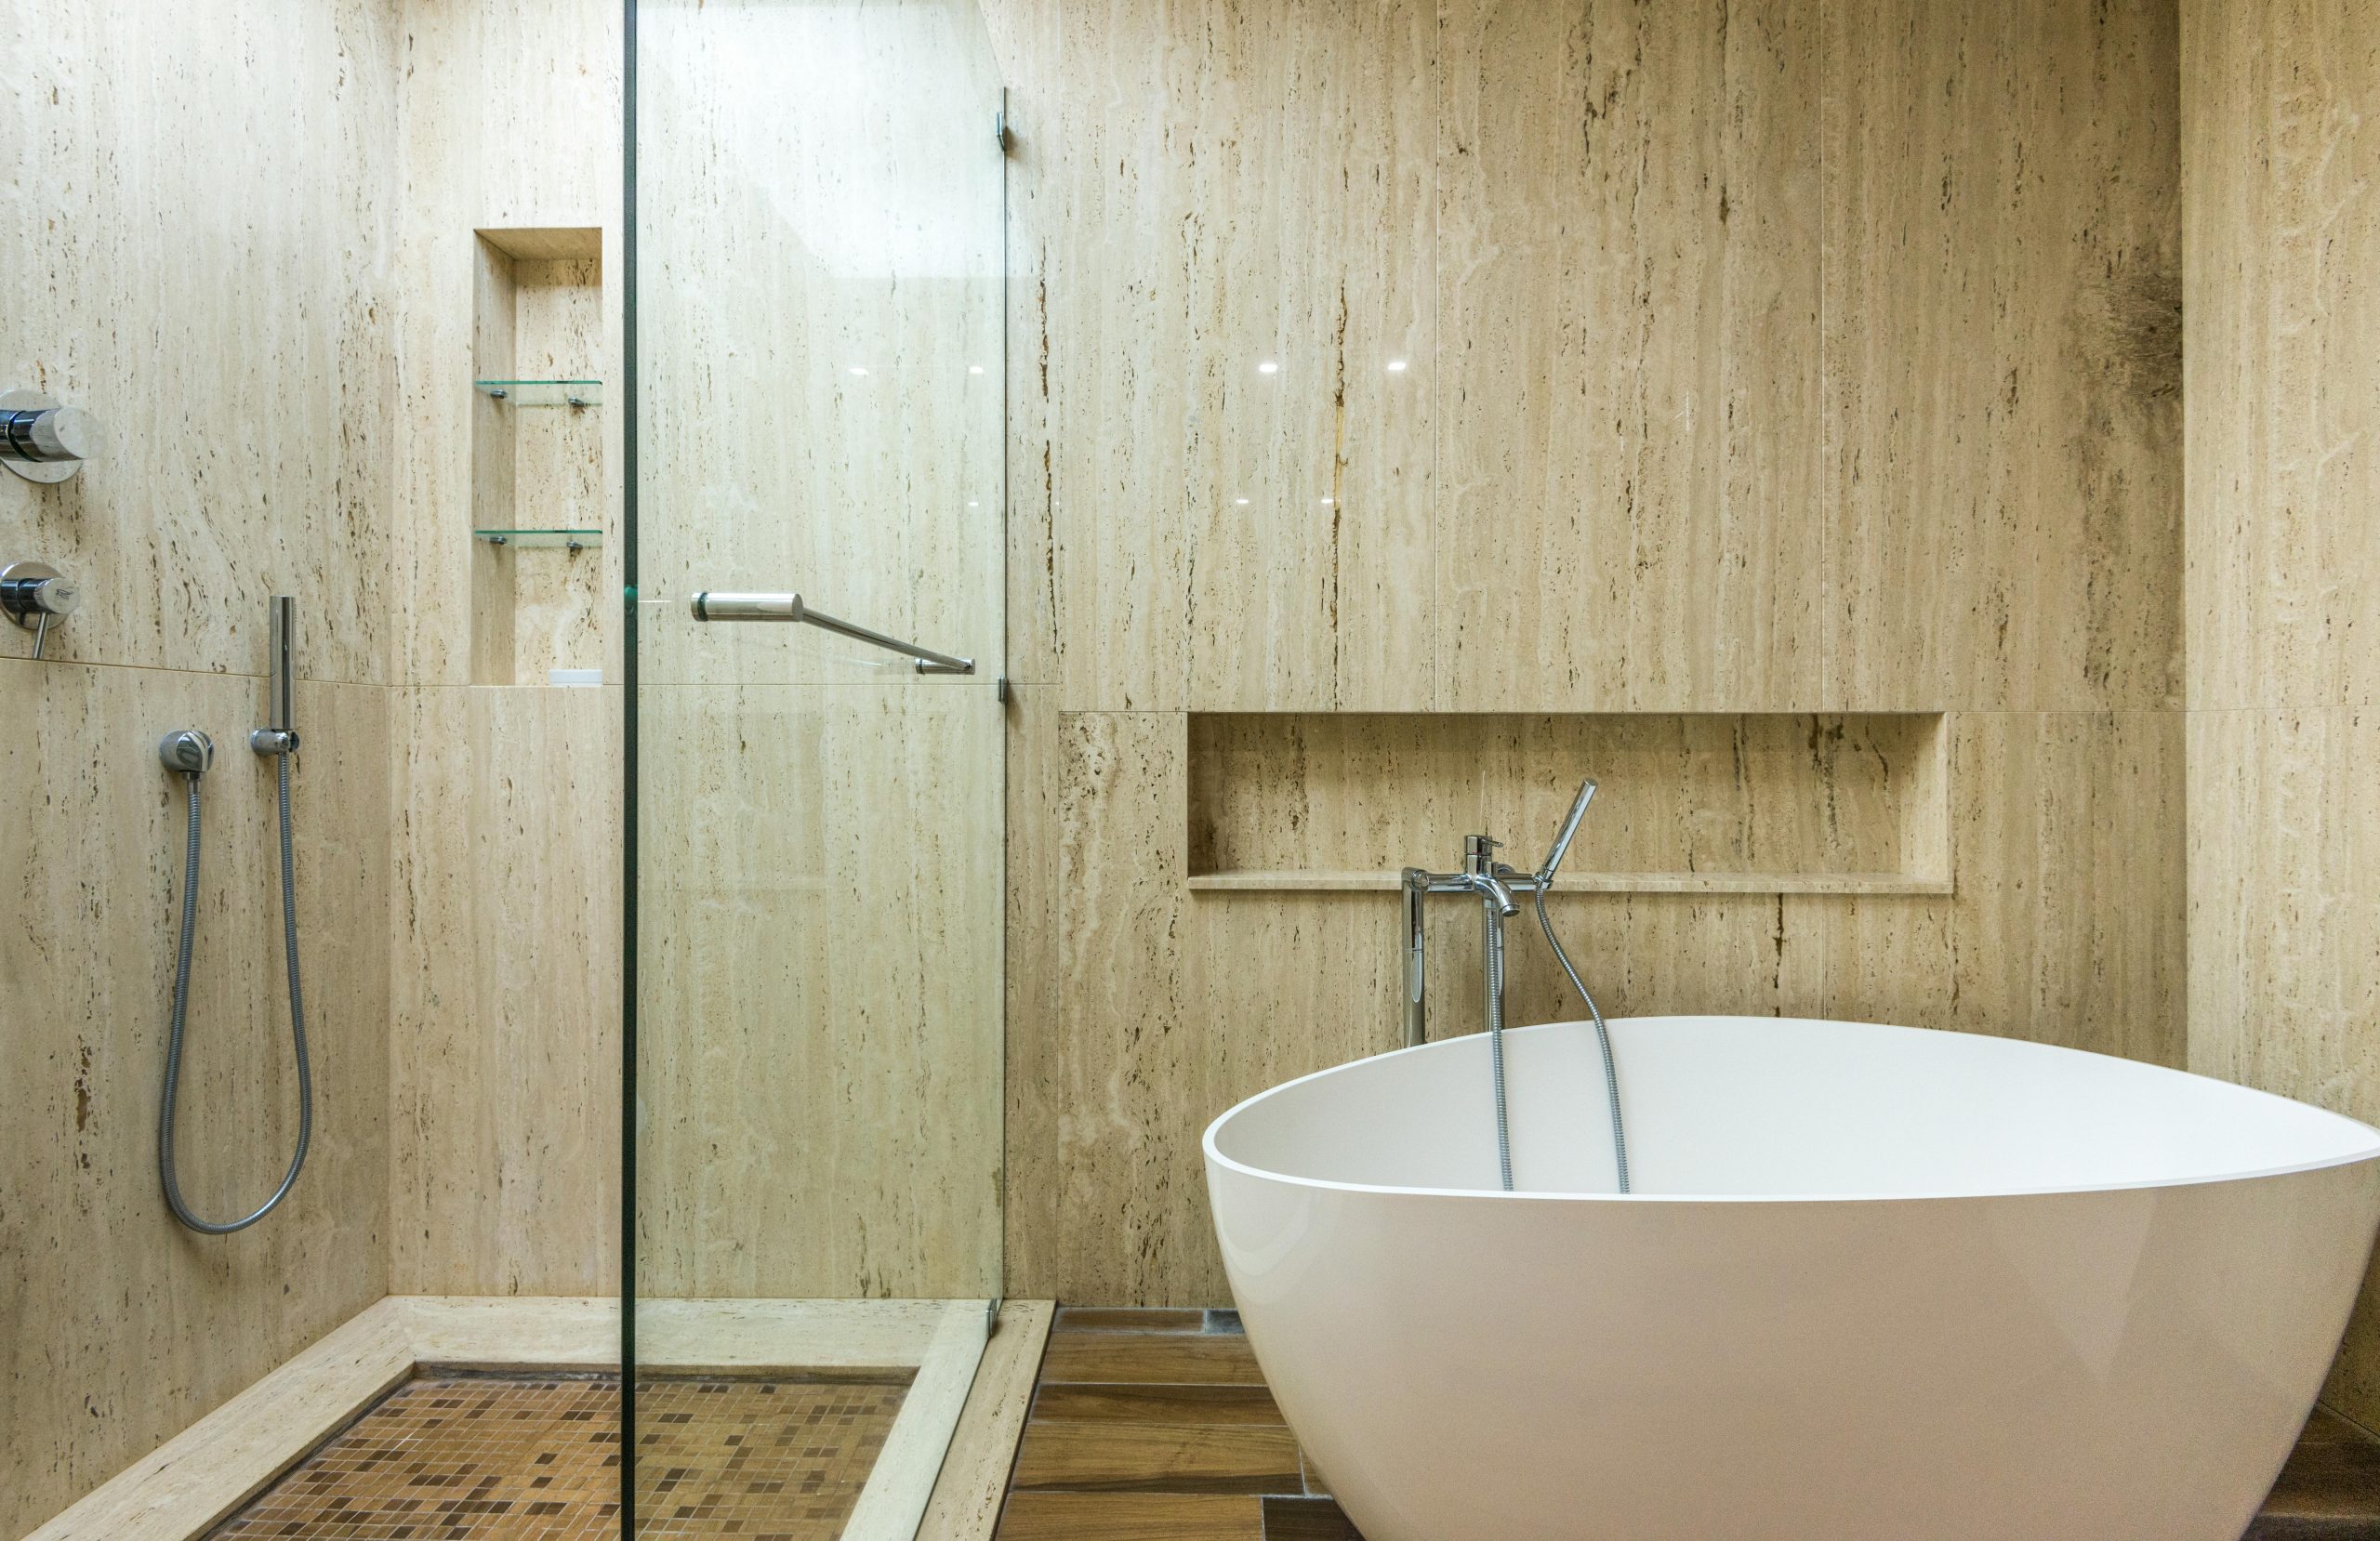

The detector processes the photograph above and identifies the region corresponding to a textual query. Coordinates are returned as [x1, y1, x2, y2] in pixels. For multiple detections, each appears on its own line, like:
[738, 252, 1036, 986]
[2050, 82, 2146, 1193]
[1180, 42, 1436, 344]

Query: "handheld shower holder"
[251, 595, 298, 755]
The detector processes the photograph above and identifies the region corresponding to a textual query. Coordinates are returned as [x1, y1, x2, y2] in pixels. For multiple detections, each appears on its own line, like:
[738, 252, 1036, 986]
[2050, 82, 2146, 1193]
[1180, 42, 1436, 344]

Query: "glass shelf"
[474, 378, 602, 407]
[474, 528, 602, 550]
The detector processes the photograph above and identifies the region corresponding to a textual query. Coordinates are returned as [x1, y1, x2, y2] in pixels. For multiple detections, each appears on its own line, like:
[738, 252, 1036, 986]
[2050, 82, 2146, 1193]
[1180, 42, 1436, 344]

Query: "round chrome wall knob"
[0, 389, 102, 482]
[16, 404, 99, 460]
[1, 559, 79, 658]
[0, 560, 77, 624]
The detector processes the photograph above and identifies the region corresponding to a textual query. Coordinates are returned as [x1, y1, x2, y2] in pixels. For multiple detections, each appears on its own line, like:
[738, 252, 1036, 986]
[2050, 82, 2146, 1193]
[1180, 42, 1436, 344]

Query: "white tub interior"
[1207, 1017, 2380, 1201]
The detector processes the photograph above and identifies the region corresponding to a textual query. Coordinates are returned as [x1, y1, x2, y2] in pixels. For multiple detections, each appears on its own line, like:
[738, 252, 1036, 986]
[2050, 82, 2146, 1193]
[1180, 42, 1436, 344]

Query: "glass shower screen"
[623, 0, 1006, 1533]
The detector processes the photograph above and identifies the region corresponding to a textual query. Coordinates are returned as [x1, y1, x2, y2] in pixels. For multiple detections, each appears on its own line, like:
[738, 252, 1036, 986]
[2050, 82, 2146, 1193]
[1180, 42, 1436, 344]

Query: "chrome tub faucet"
[1402, 780, 1596, 1048]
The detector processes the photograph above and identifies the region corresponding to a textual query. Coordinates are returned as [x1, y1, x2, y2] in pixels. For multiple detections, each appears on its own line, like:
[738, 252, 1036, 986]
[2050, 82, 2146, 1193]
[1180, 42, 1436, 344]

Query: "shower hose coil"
[158, 755, 312, 1233]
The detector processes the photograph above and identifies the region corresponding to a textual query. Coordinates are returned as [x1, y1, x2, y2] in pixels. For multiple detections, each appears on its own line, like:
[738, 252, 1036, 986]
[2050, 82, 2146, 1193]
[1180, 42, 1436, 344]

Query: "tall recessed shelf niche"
[1183, 712, 1954, 896]
[469, 226, 606, 686]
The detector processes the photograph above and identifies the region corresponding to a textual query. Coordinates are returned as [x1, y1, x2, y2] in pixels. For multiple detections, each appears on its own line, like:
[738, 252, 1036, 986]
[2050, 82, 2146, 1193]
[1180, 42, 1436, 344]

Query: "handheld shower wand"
[1537, 779, 1595, 885]
[157, 596, 314, 1233]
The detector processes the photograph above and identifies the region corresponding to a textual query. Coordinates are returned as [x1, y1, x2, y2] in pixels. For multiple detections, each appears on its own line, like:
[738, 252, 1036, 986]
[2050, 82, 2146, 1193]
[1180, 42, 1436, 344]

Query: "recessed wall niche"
[1184, 712, 1953, 895]
[469, 227, 605, 686]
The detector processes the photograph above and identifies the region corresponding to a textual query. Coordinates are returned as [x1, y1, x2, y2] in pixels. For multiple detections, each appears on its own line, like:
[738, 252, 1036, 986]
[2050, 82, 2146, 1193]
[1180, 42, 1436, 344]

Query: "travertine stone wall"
[988, 0, 2187, 1305]
[377, 0, 2193, 1326]
[1, 10, 2213, 1525]
[0, 0, 403, 1530]
[384, 0, 626, 1300]
[2182, 0, 2380, 1428]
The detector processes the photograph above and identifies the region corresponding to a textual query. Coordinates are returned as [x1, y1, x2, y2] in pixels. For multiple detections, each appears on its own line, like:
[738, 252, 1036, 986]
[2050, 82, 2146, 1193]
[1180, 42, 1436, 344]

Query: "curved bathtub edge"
[1199, 1016, 2380, 1205]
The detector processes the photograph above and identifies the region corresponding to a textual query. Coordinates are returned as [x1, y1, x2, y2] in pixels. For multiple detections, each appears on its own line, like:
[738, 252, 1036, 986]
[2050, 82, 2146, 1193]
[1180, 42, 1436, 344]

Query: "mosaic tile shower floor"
[213, 1375, 905, 1540]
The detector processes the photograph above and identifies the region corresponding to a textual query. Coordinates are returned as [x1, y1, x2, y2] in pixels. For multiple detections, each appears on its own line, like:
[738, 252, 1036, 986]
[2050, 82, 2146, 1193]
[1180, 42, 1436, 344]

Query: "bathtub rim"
[1201, 1015, 2380, 1205]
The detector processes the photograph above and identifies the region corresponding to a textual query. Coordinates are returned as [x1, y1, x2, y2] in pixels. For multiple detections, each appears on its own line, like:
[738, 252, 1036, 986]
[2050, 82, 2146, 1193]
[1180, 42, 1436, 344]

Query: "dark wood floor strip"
[1039, 1333, 1266, 1387]
[997, 1312, 1351, 1539]
[2253, 1427, 2380, 1539]
[1012, 1421, 1302, 1495]
[1054, 1307, 1210, 1335]
[1033, 1382, 1287, 1426]
[996, 1492, 1265, 1539]
[1262, 1495, 1366, 1541]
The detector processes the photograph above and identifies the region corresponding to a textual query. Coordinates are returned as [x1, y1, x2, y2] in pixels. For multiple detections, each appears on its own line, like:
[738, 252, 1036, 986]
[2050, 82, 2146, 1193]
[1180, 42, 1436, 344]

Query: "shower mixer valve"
[0, 389, 101, 483]
[1, 559, 79, 658]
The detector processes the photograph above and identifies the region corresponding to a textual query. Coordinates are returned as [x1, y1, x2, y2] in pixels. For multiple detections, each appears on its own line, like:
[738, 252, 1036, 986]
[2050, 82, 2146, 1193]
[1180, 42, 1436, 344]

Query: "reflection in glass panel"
[627, 0, 1005, 1535]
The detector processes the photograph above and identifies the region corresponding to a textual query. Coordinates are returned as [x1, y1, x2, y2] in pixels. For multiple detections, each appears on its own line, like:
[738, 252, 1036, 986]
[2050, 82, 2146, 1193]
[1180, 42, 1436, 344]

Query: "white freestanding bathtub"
[1203, 1017, 2380, 1541]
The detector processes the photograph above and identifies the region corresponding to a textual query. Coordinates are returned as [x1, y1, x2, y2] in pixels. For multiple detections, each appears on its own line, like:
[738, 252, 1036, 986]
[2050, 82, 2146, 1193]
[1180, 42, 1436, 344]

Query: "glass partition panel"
[624, 0, 1005, 1533]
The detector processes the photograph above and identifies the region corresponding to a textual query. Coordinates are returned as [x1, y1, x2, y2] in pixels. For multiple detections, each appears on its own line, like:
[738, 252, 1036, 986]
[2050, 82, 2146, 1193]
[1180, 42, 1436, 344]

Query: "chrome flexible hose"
[159, 757, 312, 1233]
[1534, 887, 1629, 1193]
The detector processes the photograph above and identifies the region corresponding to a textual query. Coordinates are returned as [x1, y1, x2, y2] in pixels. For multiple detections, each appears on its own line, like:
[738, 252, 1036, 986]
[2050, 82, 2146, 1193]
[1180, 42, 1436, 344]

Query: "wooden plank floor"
[995, 1309, 1355, 1541]
[2252, 1409, 2380, 1539]
[998, 1310, 2380, 1540]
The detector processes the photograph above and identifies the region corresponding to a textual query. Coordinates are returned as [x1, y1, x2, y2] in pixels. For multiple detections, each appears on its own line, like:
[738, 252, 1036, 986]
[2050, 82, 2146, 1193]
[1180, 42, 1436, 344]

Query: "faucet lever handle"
[1537, 779, 1598, 885]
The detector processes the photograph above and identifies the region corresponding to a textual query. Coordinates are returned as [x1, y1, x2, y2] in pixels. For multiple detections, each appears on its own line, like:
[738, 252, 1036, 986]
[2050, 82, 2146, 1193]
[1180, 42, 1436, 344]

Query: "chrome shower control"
[1, 560, 77, 622]
[0, 389, 101, 483]
[1, 560, 79, 658]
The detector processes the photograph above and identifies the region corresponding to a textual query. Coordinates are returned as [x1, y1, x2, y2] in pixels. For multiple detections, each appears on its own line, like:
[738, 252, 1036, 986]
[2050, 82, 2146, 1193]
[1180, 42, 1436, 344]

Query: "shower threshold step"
[27, 1295, 1050, 1541]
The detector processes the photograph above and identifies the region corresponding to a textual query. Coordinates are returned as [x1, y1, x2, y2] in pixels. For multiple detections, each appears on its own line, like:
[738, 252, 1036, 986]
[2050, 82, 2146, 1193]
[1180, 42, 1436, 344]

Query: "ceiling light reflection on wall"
[1258, 361, 1280, 375]
[1386, 359, 1408, 372]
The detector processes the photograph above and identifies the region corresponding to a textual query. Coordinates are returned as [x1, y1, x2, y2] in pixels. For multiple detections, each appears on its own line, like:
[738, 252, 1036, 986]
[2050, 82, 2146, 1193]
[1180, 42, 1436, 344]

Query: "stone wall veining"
[0, 0, 403, 1531]
[0, 6, 2215, 1527]
[383, 0, 625, 1300]
[988, 0, 2188, 1305]
[368, 0, 2188, 1321]
[2183, 0, 2380, 1430]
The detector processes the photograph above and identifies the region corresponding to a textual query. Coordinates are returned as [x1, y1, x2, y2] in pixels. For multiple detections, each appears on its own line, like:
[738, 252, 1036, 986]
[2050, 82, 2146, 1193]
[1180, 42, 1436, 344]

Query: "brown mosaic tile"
[214, 1374, 905, 1541]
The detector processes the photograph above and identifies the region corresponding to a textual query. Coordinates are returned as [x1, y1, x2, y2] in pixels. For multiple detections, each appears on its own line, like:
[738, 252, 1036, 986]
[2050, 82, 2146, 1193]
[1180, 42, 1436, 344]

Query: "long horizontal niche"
[1184, 712, 1951, 897]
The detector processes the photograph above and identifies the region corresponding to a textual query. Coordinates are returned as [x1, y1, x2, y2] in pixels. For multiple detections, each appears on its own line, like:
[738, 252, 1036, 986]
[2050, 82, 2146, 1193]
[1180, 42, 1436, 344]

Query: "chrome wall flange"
[0, 389, 102, 484]
[0, 559, 80, 657]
